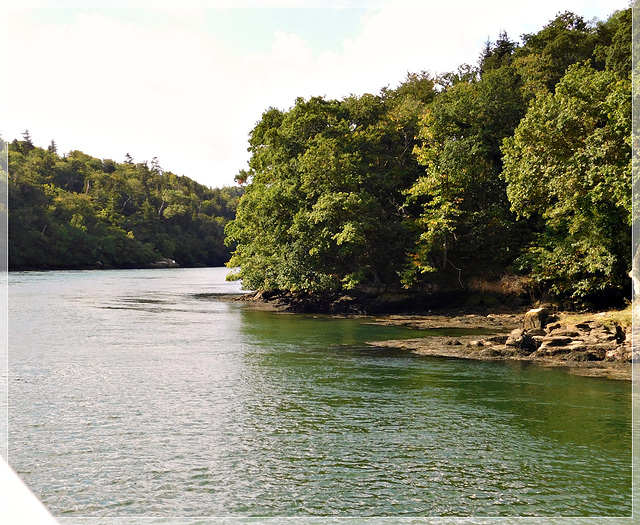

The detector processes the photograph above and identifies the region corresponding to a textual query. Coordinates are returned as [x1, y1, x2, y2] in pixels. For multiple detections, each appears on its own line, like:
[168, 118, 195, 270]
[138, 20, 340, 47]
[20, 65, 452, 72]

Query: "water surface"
[8, 268, 632, 517]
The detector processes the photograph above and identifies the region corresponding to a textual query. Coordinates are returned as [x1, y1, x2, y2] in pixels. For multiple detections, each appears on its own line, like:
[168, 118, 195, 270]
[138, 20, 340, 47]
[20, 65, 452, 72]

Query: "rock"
[505, 328, 539, 354]
[531, 318, 631, 362]
[150, 258, 179, 268]
[535, 347, 570, 357]
[480, 348, 504, 358]
[332, 295, 356, 305]
[606, 346, 632, 362]
[546, 329, 580, 338]
[586, 349, 607, 360]
[541, 336, 575, 347]
[545, 322, 562, 332]
[505, 328, 524, 346]
[522, 308, 549, 330]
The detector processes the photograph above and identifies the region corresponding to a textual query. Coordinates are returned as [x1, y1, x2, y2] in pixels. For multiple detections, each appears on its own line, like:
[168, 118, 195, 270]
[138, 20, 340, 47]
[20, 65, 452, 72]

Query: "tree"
[405, 63, 528, 286]
[226, 85, 433, 293]
[501, 61, 631, 300]
[150, 156, 163, 175]
[22, 130, 33, 147]
[514, 11, 597, 99]
[593, 8, 631, 80]
[8, 141, 241, 269]
[479, 31, 517, 75]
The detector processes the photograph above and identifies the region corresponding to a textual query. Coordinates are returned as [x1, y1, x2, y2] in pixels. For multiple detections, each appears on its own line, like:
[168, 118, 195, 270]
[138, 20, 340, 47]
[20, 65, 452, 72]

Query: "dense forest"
[6, 136, 242, 269]
[225, 8, 632, 307]
[4, 9, 631, 308]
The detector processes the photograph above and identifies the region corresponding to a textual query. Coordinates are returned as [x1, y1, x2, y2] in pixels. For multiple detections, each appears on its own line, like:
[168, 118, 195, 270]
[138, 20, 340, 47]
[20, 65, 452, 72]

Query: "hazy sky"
[4, 0, 630, 189]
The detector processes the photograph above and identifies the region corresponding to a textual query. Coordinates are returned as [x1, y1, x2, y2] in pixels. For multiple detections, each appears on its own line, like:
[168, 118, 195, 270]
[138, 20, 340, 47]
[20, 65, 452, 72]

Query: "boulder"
[150, 258, 179, 268]
[522, 308, 549, 331]
[505, 329, 524, 346]
[505, 328, 539, 354]
[546, 328, 580, 338]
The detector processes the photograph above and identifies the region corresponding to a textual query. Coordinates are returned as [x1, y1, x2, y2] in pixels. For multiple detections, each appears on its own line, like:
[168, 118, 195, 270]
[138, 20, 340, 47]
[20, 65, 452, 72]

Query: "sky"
[2, 0, 631, 189]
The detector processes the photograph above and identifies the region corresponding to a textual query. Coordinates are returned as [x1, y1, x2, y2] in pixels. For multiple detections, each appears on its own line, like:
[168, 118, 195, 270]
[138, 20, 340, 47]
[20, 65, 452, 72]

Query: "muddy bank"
[366, 311, 523, 331]
[366, 308, 632, 380]
[235, 289, 529, 315]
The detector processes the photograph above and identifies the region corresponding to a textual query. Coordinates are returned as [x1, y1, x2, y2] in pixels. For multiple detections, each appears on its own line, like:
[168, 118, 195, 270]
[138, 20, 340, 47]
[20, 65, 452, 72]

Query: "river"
[7, 267, 632, 520]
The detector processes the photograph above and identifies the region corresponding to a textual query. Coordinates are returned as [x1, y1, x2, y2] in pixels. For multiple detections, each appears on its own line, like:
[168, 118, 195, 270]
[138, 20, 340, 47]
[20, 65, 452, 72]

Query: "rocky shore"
[235, 291, 632, 380]
[366, 307, 632, 380]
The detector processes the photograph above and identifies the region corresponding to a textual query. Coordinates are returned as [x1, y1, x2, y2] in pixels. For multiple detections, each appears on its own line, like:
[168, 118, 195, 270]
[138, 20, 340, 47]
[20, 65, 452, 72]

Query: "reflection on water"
[8, 268, 632, 518]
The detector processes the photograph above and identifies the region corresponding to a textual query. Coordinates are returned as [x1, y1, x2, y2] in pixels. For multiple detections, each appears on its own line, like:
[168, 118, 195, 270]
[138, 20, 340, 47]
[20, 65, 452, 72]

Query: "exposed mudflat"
[366, 311, 522, 331]
[367, 336, 630, 380]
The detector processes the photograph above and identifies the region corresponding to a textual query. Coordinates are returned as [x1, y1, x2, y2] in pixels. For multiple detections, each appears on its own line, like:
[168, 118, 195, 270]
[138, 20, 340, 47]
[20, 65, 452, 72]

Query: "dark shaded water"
[8, 268, 632, 518]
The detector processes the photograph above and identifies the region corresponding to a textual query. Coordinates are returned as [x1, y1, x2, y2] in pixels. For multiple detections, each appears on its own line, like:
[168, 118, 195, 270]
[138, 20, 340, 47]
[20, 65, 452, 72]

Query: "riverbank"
[365, 308, 632, 380]
[9, 257, 186, 271]
[235, 288, 531, 314]
[237, 291, 632, 380]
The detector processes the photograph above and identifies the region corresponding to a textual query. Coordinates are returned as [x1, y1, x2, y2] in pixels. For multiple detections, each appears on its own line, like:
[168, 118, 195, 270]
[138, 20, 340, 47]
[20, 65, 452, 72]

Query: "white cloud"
[8, 9, 250, 182]
[6, 1, 629, 188]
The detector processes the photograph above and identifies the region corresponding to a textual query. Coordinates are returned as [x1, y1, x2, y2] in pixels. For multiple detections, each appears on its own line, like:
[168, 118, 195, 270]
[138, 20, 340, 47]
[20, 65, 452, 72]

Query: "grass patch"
[557, 303, 632, 330]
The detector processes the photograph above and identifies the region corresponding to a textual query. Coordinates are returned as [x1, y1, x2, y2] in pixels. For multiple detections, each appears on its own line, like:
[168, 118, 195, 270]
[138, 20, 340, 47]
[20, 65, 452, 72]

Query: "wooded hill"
[225, 8, 631, 307]
[6, 137, 242, 270]
[5, 8, 631, 308]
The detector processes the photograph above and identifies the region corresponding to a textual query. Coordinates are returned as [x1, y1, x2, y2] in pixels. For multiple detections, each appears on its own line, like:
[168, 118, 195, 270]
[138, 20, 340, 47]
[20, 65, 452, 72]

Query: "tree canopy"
[8, 8, 630, 307]
[8, 140, 242, 270]
[502, 61, 631, 299]
[226, 85, 433, 292]
[225, 8, 631, 306]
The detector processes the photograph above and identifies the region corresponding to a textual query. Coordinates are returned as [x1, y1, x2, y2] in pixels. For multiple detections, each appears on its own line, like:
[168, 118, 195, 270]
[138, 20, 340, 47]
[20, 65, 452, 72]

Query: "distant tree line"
[7, 135, 242, 269]
[225, 9, 631, 306]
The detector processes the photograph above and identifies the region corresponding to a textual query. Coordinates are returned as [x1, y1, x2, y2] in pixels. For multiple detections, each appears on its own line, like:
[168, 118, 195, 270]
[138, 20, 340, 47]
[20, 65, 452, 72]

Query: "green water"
[8, 268, 632, 519]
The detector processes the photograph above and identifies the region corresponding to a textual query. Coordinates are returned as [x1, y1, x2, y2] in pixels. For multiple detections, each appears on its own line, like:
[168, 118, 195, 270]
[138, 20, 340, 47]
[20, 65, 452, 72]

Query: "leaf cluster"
[226, 74, 434, 292]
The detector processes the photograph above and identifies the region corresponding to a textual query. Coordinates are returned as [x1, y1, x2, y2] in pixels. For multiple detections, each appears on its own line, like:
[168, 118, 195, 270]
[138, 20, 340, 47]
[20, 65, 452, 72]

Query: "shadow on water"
[230, 307, 632, 517]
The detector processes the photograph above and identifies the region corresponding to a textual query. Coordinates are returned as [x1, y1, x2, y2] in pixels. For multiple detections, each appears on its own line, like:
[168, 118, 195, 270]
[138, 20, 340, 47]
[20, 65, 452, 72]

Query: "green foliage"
[8, 142, 242, 269]
[502, 62, 631, 300]
[11, 7, 630, 307]
[225, 7, 631, 305]
[226, 84, 433, 293]
[405, 64, 529, 284]
[593, 8, 631, 79]
[514, 11, 598, 98]
[479, 31, 517, 74]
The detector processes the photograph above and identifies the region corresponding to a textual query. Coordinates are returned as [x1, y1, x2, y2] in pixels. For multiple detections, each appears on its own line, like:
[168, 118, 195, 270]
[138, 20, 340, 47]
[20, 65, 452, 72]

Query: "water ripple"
[8, 268, 632, 518]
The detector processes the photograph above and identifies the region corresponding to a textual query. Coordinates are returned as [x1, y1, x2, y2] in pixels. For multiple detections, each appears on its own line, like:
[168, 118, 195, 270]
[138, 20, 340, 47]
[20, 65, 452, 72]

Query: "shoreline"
[236, 292, 632, 381]
[367, 335, 631, 381]
[364, 311, 632, 381]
